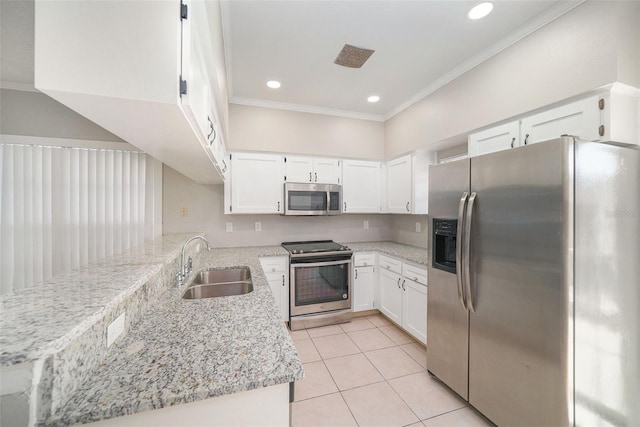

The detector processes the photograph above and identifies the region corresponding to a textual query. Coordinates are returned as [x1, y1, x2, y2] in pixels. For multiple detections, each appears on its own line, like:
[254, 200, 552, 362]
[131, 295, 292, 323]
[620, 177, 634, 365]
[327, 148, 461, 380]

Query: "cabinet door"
[353, 266, 375, 312]
[468, 121, 520, 157]
[378, 268, 402, 324]
[230, 153, 284, 213]
[265, 273, 289, 321]
[342, 160, 381, 213]
[403, 279, 427, 344]
[520, 96, 601, 145]
[313, 158, 341, 184]
[285, 156, 313, 183]
[386, 155, 413, 214]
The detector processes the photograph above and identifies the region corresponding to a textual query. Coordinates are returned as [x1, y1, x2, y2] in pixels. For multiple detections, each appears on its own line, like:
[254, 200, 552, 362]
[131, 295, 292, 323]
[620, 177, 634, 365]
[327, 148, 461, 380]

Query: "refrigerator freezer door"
[574, 141, 640, 425]
[427, 158, 470, 400]
[468, 139, 573, 426]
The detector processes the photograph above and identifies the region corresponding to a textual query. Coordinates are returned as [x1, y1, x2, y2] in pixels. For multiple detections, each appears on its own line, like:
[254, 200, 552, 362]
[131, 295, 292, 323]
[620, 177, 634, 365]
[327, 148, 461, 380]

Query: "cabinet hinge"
[230, 205, 232, 212]
[599, 125, 605, 137]
[284, 175, 287, 181]
[598, 98, 605, 110]
[229, 153, 232, 160]
[180, 2, 188, 20]
[338, 177, 340, 183]
[284, 157, 287, 163]
[179, 77, 188, 96]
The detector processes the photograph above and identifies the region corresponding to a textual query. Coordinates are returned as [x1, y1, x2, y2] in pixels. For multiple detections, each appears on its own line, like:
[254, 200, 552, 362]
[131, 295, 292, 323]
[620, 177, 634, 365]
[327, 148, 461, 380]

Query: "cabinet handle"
[402, 279, 406, 291]
[510, 137, 515, 148]
[413, 276, 418, 281]
[309, 172, 312, 182]
[397, 277, 401, 289]
[524, 134, 530, 145]
[344, 201, 347, 212]
[277, 201, 280, 211]
[355, 269, 358, 279]
[282, 275, 285, 286]
[207, 116, 214, 139]
[221, 159, 227, 173]
[315, 172, 317, 182]
[406, 202, 410, 212]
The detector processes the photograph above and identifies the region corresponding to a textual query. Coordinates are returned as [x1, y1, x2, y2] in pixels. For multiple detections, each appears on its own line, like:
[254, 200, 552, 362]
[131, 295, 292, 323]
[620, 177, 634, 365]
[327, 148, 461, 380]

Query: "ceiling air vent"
[334, 44, 375, 68]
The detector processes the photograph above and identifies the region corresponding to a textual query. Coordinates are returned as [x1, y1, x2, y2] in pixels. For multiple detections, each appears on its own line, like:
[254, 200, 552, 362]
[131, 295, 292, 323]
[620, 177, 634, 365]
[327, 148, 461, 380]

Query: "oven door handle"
[291, 259, 352, 269]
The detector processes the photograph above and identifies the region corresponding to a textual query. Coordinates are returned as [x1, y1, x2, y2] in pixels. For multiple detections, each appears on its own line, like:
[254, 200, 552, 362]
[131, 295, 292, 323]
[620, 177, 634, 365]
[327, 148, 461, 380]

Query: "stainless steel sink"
[193, 267, 251, 285]
[182, 267, 253, 300]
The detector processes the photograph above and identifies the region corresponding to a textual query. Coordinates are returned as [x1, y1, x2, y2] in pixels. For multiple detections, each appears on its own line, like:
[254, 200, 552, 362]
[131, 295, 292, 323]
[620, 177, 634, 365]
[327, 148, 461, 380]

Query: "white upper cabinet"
[285, 156, 340, 184]
[386, 155, 413, 214]
[468, 121, 520, 157]
[342, 160, 381, 213]
[33, 0, 228, 184]
[229, 153, 284, 214]
[520, 96, 601, 145]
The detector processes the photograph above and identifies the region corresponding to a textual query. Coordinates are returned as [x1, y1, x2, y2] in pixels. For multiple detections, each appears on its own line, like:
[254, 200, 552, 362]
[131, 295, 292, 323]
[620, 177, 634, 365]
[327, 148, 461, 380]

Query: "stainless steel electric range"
[281, 240, 353, 330]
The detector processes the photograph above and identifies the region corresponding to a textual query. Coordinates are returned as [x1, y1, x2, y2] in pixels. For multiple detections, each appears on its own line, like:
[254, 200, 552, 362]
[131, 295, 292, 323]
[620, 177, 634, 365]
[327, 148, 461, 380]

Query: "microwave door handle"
[456, 192, 469, 311]
[464, 192, 477, 313]
[327, 191, 331, 214]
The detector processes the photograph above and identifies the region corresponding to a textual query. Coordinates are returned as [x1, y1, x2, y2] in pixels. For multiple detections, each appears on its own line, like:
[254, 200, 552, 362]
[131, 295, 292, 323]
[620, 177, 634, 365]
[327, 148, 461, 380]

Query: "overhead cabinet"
[386, 155, 413, 214]
[229, 153, 284, 214]
[469, 89, 638, 157]
[285, 156, 341, 184]
[34, 0, 228, 184]
[342, 160, 381, 213]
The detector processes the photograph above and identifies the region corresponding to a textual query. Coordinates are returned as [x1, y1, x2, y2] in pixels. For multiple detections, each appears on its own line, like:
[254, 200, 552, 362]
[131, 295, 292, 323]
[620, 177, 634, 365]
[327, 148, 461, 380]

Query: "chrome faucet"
[176, 236, 212, 286]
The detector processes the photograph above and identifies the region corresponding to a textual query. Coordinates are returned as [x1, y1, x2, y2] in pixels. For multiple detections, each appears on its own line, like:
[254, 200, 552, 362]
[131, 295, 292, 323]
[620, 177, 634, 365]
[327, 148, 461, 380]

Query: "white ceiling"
[1, 0, 582, 122]
[222, 0, 582, 121]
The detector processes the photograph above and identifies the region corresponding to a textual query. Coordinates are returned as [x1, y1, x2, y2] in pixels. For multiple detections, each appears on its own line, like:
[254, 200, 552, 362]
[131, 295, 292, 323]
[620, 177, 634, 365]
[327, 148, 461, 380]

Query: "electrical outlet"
[225, 222, 233, 232]
[416, 222, 422, 233]
[180, 207, 188, 217]
[255, 222, 262, 232]
[363, 220, 369, 229]
[107, 313, 125, 348]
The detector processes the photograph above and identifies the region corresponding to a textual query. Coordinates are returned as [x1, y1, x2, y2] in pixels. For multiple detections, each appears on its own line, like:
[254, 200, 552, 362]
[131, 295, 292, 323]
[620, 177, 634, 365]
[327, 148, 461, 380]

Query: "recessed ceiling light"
[367, 95, 380, 103]
[467, 2, 494, 20]
[266, 80, 281, 89]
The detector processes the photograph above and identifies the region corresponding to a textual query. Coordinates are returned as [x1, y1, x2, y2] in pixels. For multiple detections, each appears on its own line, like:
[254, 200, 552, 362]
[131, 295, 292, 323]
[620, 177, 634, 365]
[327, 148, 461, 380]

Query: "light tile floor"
[290, 314, 495, 427]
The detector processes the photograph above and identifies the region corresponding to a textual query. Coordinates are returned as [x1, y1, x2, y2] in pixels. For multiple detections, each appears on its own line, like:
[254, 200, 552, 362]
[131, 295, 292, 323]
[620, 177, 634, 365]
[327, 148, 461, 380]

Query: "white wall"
[384, 1, 638, 158]
[228, 104, 385, 160]
[0, 89, 124, 141]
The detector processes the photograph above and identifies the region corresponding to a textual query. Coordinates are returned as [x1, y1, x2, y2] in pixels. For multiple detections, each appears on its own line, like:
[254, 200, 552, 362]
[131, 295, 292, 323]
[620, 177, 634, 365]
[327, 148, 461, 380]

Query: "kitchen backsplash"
[163, 166, 428, 248]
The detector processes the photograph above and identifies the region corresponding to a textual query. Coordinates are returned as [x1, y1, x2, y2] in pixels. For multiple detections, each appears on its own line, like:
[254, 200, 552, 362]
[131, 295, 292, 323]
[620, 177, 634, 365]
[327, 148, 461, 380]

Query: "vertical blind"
[0, 143, 159, 295]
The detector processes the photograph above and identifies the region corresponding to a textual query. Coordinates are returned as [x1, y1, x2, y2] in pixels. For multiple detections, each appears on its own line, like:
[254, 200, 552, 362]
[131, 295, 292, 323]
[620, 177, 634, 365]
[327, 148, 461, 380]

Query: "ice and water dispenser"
[432, 219, 457, 273]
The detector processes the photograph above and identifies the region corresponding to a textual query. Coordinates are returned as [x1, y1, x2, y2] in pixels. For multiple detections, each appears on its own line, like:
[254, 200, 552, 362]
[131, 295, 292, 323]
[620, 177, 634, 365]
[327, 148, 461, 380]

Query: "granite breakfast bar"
[0, 235, 304, 426]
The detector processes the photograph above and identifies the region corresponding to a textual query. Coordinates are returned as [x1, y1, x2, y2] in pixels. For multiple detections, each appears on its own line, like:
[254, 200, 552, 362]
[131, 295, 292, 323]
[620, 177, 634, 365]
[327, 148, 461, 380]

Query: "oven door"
[290, 258, 352, 316]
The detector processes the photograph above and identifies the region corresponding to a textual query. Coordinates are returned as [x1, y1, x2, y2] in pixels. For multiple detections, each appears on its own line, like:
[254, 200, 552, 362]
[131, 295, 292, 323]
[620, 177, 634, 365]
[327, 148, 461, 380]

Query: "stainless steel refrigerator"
[427, 136, 639, 426]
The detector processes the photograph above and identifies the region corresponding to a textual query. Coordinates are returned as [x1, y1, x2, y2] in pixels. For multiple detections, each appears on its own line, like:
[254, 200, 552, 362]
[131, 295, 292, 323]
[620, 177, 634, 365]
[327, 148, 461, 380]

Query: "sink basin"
[182, 267, 253, 299]
[193, 267, 252, 285]
[182, 281, 254, 299]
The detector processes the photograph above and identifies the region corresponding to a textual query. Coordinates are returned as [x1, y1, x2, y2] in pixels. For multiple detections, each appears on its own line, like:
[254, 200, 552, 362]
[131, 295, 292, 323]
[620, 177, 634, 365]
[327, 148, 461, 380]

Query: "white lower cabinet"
[377, 255, 428, 344]
[402, 278, 427, 344]
[353, 252, 377, 312]
[378, 268, 403, 324]
[259, 256, 289, 321]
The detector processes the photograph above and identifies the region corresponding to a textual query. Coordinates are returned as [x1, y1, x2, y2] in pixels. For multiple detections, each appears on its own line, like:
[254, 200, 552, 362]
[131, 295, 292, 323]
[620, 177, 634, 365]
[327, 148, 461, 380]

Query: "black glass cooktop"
[282, 240, 350, 255]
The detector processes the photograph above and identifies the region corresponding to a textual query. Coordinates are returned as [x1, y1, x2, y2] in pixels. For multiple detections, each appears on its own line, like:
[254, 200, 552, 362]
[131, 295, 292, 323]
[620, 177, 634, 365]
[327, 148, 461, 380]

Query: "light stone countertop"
[344, 241, 428, 266]
[45, 245, 302, 426]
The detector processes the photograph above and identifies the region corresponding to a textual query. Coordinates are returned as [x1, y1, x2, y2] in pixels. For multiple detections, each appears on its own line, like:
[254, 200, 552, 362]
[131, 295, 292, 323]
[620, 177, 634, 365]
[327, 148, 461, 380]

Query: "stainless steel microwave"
[283, 182, 342, 216]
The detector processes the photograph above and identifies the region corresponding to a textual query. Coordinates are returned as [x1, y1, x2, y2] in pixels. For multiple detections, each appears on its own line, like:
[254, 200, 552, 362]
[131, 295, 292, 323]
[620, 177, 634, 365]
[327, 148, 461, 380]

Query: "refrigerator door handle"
[456, 192, 469, 311]
[464, 192, 477, 313]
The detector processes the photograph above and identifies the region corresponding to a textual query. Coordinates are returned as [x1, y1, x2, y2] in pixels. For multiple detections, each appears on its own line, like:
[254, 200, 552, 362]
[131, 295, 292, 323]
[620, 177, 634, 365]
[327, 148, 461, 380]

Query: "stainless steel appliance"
[428, 136, 639, 426]
[283, 182, 341, 216]
[282, 240, 353, 330]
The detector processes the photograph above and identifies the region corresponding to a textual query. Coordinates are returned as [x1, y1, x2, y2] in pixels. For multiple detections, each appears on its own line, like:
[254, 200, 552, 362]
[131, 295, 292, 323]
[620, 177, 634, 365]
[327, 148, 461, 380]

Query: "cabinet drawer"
[264, 271, 287, 283]
[403, 263, 428, 286]
[353, 252, 376, 267]
[378, 255, 402, 274]
[259, 256, 288, 273]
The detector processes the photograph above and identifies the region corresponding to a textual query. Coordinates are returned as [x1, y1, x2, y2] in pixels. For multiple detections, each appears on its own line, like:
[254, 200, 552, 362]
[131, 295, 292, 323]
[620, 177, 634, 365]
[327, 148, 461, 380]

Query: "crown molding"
[383, 0, 585, 120]
[230, 97, 385, 122]
[219, 0, 234, 101]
